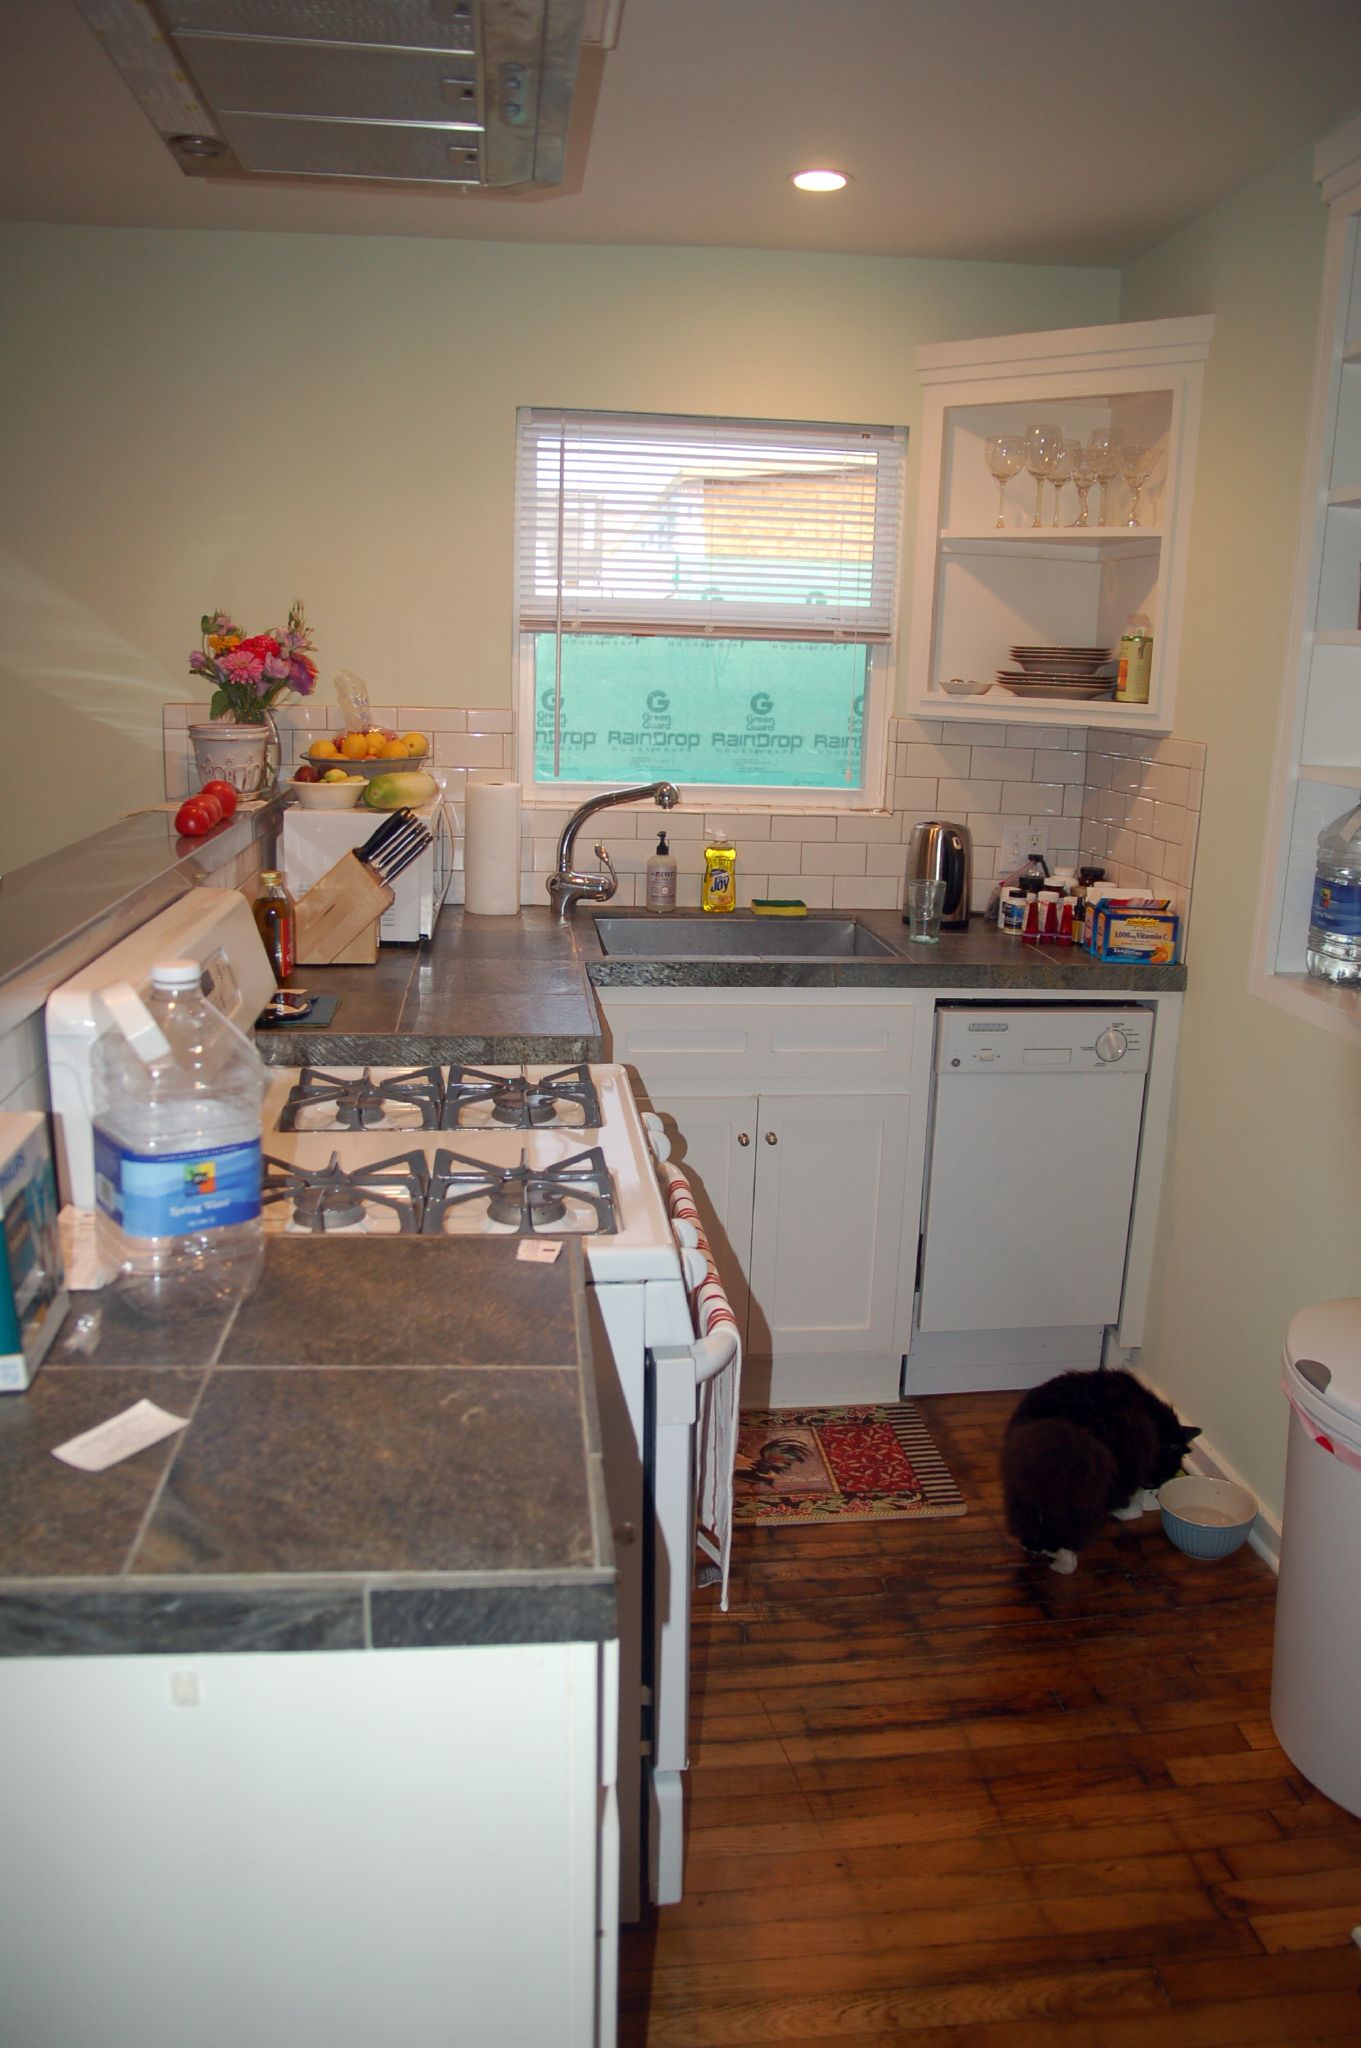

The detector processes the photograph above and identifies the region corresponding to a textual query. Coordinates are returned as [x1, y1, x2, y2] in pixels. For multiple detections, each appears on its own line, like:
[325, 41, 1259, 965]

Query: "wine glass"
[1118, 444, 1158, 527]
[984, 434, 1027, 528]
[1065, 440, 1096, 527]
[1086, 429, 1120, 525]
[1024, 423, 1064, 529]
[1047, 439, 1072, 527]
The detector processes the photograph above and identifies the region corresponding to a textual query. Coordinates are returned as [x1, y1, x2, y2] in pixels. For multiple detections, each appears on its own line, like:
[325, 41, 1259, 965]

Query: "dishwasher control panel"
[934, 1004, 1152, 1076]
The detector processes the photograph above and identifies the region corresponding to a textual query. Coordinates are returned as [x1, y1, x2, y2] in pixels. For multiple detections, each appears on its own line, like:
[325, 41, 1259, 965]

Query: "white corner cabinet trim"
[1253, 115, 1361, 1039]
[907, 315, 1213, 736]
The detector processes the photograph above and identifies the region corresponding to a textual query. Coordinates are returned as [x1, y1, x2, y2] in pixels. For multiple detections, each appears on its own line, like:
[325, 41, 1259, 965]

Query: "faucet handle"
[593, 841, 617, 885]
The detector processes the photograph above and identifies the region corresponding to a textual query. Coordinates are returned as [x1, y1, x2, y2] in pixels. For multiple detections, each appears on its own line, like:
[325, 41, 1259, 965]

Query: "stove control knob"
[737, 1132, 751, 1146]
[1095, 1025, 1130, 1063]
[765, 1131, 778, 1145]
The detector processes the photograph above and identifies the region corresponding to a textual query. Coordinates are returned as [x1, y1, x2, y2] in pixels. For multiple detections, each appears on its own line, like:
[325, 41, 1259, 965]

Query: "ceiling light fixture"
[791, 168, 849, 193]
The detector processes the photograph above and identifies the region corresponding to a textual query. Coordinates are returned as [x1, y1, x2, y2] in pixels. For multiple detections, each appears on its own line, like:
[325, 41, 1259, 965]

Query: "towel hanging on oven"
[655, 1156, 741, 1611]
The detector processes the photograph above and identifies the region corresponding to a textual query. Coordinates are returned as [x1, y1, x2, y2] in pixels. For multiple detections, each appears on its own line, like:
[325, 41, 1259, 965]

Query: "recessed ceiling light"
[791, 167, 849, 194]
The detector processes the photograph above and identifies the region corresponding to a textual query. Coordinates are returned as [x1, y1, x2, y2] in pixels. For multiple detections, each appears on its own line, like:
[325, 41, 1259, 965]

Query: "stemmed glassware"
[1047, 439, 1072, 527]
[1024, 423, 1064, 529]
[984, 434, 1027, 528]
[1118, 443, 1158, 527]
[1086, 429, 1120, 525]
[1065, 440, 1096, 526]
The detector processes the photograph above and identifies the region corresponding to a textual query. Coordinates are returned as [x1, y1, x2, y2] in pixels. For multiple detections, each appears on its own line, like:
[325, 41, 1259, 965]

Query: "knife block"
[293, 854, 394, 966]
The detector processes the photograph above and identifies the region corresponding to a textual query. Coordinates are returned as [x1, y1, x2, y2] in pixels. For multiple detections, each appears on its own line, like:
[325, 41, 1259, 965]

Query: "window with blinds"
[514, 408, 907, 800]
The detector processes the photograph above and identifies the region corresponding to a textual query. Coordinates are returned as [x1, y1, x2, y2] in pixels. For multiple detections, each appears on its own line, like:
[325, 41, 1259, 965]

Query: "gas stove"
[260, 1063, 674, 1279]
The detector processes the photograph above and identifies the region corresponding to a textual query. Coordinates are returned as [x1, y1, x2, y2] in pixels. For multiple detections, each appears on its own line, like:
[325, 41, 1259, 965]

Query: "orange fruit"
[340, 731, 369, 761]
[402, 731, 427, 755]
[382, 738, 408, 759]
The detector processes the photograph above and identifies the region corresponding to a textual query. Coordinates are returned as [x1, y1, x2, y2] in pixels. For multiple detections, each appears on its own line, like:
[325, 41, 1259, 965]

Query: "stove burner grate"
[441, 1063, 602, 1131]
[278, 1067, 444, 1133]
[262, 1150, 431, 1234]
[424, 1145, 618, 1236]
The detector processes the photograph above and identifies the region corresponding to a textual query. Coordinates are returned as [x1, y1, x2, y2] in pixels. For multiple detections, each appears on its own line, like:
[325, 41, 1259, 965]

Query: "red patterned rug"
[733, 1403, 967, 1525]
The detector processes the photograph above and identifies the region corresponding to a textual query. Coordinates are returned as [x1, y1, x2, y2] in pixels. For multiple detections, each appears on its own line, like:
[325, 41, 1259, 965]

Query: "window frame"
[512, 407, 905, 813]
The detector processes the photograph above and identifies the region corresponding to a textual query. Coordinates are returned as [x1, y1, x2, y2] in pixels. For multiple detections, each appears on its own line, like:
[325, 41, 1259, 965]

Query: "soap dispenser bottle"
[646, 830, 678, 913]
[702, 839, 736, 913]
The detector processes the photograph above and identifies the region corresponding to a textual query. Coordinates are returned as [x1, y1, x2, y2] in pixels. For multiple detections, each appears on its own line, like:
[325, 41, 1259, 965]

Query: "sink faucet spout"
[547, 782, 681, 921]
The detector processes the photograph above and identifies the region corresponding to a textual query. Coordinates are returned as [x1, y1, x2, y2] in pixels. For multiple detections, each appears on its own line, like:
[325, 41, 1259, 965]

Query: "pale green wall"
[0, 225, 1115, 873]
[1121, 139, 1361, 1520]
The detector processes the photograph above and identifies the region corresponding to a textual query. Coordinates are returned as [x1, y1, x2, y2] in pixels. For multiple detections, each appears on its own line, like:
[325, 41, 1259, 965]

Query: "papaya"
[360, 769, 440, 811]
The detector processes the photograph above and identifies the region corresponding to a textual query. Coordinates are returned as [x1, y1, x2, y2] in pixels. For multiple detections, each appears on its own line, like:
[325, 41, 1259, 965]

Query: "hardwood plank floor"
[619, 1392, 1361, 2046]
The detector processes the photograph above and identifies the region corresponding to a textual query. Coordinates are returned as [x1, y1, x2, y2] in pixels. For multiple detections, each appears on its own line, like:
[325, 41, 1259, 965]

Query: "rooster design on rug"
[735, 1436, 813, 1487]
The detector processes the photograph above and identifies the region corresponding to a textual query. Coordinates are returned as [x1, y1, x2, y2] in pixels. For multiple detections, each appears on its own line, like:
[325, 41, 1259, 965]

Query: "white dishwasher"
[917, 1004, 1152, 1337]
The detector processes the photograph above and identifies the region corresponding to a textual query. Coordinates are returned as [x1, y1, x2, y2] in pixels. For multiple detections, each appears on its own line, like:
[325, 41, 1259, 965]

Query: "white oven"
[43, 889, 704, 1924]
[282, 798, 453, 942]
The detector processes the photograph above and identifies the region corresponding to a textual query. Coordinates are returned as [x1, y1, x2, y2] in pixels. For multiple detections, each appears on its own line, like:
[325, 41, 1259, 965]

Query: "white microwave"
[281, 798, 454, 942]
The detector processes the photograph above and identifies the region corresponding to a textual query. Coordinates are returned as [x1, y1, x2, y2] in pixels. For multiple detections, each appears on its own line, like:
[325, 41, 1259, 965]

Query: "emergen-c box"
[1089, 905, 1181, 964]
[0, 1112, 69, 1392]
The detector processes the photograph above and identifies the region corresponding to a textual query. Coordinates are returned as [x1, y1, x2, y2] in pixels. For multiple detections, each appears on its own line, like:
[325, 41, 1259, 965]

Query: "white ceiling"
[4, 0, 1361, 266]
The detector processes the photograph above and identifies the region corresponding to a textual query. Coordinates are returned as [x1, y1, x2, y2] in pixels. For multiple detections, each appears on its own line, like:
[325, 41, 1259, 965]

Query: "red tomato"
[175, 794, 223, 837]
[198, 779, 239, 819]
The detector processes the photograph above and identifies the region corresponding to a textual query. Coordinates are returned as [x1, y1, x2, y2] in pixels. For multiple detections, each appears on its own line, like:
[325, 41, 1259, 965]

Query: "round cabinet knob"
[765, 1131, 778, 1145]
[1095, 1026, 1129, 1063]
[737, 1132, 751, 1147]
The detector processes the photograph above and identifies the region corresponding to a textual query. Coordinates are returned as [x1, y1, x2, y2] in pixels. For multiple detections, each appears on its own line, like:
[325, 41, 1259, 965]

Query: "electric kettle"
[904, 819, 972, 929]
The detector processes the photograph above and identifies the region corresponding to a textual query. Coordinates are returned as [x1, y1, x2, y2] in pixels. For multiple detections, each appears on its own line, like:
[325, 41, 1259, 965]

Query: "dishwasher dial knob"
[1095, 1025, 1129, 1063]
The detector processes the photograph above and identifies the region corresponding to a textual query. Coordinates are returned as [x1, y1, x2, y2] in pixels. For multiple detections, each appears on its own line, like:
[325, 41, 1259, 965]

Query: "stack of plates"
[997, 644, 1115, 701]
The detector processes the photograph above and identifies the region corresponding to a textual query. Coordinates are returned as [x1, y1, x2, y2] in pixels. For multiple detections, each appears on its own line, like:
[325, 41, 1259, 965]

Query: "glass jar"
[253, 870, 297, 984]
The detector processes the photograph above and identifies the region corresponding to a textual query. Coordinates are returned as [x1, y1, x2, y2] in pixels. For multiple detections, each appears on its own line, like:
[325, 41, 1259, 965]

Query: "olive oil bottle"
[701, 840, 736, 914]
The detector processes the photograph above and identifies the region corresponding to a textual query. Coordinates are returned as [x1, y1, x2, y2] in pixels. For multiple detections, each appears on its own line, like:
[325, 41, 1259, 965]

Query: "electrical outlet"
[1002, 824, 1050, 867]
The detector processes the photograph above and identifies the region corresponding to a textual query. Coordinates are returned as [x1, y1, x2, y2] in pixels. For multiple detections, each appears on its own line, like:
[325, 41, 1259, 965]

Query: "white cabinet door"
[640, 1086, 757, 1341]
[748, 1092, 913, 1367]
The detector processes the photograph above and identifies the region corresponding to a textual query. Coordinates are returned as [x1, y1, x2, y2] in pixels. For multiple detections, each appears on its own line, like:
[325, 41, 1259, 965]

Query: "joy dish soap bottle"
[646, 830, 678, 913]
[702, 838, 736, 914]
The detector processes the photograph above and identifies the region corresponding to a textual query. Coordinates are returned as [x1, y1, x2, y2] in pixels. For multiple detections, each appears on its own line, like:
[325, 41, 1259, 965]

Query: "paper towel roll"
[464, 779, 522, 915]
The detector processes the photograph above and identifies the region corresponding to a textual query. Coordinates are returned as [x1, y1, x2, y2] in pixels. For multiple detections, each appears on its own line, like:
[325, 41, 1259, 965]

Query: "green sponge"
[751, 898, 808, 917]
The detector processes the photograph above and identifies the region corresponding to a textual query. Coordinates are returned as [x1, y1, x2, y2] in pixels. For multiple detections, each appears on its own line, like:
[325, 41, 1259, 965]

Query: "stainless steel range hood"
[73, 0, 620, 191]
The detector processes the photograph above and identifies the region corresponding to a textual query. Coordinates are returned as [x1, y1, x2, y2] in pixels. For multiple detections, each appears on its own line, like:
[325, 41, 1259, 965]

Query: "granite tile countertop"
[0, 1237, 614, 1658]
[258, 901, 1184, 1065]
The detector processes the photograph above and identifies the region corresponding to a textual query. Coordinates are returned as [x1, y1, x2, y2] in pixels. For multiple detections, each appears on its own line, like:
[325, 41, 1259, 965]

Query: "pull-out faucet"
[547, 782, 681, 921]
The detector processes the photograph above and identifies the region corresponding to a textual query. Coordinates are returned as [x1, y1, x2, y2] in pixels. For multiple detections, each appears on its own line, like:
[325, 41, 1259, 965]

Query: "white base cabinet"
[600, 990, 928, 1406]
[0, 1641, 614, 2048]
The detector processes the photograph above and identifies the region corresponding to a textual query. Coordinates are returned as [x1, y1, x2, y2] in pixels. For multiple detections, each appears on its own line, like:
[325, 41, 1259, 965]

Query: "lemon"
[340, 731, 369, 761]
[310, 738, 340, 760]
[382, 738, 408, 759]
[401, 731, 427, 755]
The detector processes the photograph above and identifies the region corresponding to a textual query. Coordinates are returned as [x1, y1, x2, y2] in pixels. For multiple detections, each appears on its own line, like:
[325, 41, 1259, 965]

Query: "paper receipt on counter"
[52, 1400, 189, 1472]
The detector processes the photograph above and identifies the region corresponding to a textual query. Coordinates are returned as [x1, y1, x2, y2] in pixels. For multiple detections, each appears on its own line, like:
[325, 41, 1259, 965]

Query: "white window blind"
[517, 409, 906, 642]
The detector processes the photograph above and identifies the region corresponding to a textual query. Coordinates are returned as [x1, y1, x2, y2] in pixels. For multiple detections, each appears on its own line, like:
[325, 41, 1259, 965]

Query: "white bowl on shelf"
[291, 777, 365, 809]
[937, 677, 990, 697]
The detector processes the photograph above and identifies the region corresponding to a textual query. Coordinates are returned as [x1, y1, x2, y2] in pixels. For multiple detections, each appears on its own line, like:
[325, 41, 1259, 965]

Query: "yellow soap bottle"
[702, 840, 737, 913]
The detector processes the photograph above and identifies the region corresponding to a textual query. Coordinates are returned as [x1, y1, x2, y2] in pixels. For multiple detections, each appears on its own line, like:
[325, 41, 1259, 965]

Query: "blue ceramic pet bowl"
[1158, 1474, 1257, 1559]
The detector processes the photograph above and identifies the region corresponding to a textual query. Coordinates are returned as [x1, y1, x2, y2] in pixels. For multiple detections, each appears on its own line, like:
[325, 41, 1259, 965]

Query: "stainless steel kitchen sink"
[590, 915, 900, 959]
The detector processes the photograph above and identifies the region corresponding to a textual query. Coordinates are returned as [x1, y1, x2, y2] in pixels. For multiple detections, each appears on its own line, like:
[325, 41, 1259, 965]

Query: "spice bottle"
[1116, 613, 1153, 704]
[646, 831, 678, 914]
[253, 870, 297, 984]
[702, 840, 736, 914]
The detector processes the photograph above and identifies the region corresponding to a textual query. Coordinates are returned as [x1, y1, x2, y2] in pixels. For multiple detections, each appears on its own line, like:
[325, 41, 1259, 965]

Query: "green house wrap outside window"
[514, 407, 907, 802]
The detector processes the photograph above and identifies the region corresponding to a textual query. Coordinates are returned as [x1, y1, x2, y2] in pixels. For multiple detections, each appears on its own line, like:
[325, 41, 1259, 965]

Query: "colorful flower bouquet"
[189, 601, 318, 723]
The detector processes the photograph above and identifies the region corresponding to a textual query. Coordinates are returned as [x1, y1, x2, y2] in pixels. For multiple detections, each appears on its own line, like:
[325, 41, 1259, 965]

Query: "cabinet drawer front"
[600, 991, 920, 1084]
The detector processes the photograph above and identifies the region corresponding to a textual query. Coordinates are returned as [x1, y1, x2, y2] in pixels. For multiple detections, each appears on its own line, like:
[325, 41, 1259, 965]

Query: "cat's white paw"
[1139, 1488, 1161, 1511]
[1047, 1548, 1078, 1575]
[1111, 1498, 1142, 1521]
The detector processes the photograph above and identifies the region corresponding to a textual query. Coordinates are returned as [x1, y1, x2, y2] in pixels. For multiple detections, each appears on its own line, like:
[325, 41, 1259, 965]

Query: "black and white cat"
[1001, 1368, 1200, 1574]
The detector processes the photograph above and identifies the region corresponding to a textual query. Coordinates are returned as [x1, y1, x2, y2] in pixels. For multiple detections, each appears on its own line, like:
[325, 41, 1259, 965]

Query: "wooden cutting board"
[294, 853, 394, 965]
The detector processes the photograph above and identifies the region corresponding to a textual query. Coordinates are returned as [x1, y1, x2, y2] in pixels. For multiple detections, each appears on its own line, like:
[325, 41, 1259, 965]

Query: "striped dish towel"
[656, 1158, 742, 1610]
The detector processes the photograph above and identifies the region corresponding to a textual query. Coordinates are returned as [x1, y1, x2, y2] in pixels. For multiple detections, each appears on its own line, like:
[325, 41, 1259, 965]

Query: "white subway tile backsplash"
[974, 748, 1035, 781]
[770, 813, 835, 841]
[768, 873, 834, 907]
[935, 777, 1003, 812]
[800, 842, 868, 876]
[833, 875, 900, 910]
[892, 777, 941, 815]
[904, 742, 971, 778]
[835, 813, 902, 842]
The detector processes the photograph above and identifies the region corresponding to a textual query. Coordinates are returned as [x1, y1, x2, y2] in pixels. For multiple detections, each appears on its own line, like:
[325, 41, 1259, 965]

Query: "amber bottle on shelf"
[253, 870, 297, 984]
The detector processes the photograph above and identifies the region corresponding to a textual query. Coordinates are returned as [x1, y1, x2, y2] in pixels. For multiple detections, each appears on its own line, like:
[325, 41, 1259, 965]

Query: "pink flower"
[219, 649, 265, 685]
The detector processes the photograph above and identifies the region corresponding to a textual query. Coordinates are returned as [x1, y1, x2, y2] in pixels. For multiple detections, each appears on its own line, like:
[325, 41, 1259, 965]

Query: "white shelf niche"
[908, 316, 1213, 732]
[1253, 114, 1361, 1039]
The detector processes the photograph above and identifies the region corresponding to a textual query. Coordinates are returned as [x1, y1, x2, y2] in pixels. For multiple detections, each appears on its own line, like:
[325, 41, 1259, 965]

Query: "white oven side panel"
[588, 1282, 646, 1923]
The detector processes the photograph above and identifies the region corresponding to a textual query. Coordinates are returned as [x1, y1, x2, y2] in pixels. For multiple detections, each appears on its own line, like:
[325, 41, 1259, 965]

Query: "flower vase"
[188, 711, 281, 798]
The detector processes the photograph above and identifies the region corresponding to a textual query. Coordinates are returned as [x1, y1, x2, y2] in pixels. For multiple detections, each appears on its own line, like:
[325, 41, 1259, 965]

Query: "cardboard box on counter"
[1088, 905, 1181, 964]
[1, 1112, 69, 1392]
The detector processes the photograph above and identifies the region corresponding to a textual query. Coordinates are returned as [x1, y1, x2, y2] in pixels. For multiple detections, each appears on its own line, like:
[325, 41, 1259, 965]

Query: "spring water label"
[1311, 875, 1361, 937]
[93, 1130, 262, 1236]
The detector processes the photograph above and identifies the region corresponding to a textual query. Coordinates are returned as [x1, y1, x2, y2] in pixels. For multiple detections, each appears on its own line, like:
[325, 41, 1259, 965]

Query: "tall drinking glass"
[1066, 440, 1096, 526]
[984, 434, 1027, 528]
[1119, 444, 1157, 528]
[1086, 429, 1119, 525]
[1024, 424, 1064, 529]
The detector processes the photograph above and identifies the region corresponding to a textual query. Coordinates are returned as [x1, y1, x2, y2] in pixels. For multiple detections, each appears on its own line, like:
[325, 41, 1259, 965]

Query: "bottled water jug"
[91, 960, 266, 1307]
[1307, 800, 1361, 985]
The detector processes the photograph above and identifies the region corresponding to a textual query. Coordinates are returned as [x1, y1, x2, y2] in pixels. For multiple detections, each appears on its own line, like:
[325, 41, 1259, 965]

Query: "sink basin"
[591, 915, 900, 959]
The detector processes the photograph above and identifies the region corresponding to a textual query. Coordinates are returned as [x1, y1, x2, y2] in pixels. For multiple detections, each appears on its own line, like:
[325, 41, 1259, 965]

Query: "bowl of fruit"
[290, 769, 366, 809]
[303, 728, 429, 777]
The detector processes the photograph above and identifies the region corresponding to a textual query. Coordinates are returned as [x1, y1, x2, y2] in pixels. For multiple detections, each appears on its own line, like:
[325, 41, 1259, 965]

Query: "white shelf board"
[940, 527, 1162, 552]
[1262, 969, 1361, 1041]
[1326, 486, 1361, 508]
[1298, 761, 1361, 786]
[1313, 630, 1361, 646]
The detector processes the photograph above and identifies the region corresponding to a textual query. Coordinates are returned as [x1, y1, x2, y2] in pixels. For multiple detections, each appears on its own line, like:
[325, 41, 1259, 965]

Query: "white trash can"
[1270, 1299, 1361, 1819]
